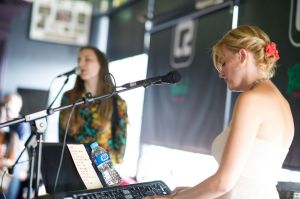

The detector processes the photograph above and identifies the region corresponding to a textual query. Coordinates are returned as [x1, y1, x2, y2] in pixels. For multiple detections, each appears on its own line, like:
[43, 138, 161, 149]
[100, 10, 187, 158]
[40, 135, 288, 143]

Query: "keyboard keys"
[70, 181, 170, 199]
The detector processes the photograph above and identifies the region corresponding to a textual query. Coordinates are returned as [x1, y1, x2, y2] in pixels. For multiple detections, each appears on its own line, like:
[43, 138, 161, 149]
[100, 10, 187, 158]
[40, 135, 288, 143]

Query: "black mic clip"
[141, 79, 155, 88]
[83, 92, 95, 105]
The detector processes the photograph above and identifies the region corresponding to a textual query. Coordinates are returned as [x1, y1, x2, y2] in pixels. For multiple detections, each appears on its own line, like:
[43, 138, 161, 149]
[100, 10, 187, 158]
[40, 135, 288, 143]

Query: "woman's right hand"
[172, 186, 188, 193]
[171, 186, 189, 197]
[142, 186, 189, 199]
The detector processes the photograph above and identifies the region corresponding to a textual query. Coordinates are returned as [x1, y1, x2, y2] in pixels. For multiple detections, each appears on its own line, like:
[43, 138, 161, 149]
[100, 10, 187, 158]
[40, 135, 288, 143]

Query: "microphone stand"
[47, 76, 70, 109]
[0, 83, 152, 198]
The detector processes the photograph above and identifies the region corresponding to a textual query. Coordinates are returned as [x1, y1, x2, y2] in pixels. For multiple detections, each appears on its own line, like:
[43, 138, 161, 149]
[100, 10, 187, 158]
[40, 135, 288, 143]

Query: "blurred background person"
[0, 92, 31, 199]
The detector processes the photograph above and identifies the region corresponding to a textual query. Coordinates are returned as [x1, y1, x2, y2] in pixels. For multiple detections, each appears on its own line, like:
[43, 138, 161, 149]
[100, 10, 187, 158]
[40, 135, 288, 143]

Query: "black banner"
[140, 6, 232, 154]
[238, 0, 300, 171]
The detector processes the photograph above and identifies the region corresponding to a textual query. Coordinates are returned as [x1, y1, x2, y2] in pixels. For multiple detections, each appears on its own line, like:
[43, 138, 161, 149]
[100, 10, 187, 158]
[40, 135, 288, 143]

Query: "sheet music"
[67, 144, 103, 189]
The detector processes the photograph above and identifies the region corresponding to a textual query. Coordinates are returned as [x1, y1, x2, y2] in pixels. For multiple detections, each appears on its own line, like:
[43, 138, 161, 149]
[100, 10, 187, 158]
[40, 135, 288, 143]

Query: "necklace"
[250, 78, 267, 90]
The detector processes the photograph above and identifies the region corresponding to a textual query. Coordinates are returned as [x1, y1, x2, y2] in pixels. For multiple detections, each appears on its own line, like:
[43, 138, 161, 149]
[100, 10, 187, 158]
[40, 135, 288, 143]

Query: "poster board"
[29, 0, 92, 46]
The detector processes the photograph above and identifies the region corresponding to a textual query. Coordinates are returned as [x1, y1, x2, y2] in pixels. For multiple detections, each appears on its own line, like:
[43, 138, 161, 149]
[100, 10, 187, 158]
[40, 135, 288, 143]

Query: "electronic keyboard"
[36, 180, 171, 199]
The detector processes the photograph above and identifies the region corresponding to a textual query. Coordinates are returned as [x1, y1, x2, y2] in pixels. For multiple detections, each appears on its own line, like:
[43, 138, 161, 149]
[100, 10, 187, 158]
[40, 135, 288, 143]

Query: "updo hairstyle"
[212, 25, 279, 79]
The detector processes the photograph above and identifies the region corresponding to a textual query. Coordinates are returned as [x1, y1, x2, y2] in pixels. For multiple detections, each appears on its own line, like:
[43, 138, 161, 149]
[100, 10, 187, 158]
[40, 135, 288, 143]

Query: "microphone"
[56, 67, 80, 78]
[121, 70, 181, 89]
[8, 165, 14, 175]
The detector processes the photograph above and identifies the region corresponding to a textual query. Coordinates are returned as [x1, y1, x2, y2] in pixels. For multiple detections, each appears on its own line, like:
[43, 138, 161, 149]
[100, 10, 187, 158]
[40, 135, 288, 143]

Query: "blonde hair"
[212, 25, 279, 78]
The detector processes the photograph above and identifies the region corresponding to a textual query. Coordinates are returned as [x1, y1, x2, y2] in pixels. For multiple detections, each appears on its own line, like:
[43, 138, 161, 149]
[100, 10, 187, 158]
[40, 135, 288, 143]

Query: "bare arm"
[144, 91, 264, 199]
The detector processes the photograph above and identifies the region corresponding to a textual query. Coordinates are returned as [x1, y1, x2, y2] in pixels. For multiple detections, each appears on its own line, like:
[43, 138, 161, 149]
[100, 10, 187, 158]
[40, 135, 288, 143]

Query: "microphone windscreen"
[163, 71, 181, 84]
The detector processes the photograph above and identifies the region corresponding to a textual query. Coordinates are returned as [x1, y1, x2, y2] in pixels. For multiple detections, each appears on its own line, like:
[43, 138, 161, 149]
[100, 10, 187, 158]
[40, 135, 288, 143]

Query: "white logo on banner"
[297, 0, 300, 31]
[170, 19, 196, 69]
[289, 0, 300, 47]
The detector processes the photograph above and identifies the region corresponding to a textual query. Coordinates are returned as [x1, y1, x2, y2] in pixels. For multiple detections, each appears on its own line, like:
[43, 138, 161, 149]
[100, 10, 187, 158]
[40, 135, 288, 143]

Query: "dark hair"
[70, 46, 113, 121]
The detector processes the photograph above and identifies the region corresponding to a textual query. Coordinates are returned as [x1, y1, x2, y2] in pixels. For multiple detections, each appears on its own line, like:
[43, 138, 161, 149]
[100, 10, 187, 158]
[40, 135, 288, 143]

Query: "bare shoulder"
[237, 81, 281, 108]
[237, 81, 294, 146]
[232, 84, 274, 124]
[235, 88, 267, 109]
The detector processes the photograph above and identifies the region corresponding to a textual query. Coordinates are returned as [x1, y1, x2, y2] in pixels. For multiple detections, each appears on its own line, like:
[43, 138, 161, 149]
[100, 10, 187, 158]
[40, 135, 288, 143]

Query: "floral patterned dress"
[59, 91, 128, 164]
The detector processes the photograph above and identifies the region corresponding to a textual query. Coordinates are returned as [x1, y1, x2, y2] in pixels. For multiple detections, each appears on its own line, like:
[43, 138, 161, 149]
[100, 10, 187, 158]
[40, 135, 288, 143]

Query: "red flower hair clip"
[265, 42, 280, 61]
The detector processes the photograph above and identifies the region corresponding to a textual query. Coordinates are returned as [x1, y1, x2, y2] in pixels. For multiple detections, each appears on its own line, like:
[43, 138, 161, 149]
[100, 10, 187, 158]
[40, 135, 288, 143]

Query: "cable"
[104, 73, 117, 93]
[53, 100, 78, 192]
[7, 145, 27, 175]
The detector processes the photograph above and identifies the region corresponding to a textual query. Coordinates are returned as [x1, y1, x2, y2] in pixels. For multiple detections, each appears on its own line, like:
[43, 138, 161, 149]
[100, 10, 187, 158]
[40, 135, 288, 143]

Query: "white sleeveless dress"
[211, 127, 289, 199]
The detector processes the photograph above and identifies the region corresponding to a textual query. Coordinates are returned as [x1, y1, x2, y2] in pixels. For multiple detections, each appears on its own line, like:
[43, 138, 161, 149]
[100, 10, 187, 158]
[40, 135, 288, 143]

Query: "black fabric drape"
[106, 0, 147, 61]
[140, 0, 300, 171]
[238, 0, 300, 171]
[140, 7, 232, 155]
